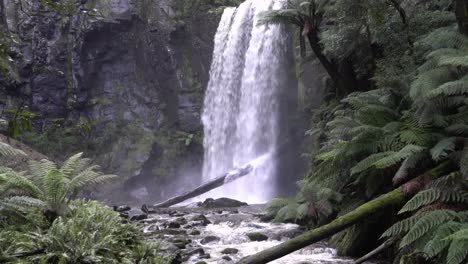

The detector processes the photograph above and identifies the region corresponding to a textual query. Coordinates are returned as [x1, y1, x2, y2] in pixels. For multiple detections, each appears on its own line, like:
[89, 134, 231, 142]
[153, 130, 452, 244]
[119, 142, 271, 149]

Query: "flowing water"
[142, 205, 357, 264]
[201, 0, 291, 204]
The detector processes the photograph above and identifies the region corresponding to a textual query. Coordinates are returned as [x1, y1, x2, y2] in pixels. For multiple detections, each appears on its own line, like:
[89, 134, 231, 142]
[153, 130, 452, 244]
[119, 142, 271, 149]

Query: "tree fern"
[381, 214, 423, 238]
[0, 153, 116, 220]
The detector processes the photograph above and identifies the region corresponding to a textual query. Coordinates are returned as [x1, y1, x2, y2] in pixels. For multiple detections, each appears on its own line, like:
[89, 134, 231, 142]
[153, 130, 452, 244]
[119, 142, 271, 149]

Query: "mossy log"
[153, 164, 253, 208]
[236, 162, 452, 264]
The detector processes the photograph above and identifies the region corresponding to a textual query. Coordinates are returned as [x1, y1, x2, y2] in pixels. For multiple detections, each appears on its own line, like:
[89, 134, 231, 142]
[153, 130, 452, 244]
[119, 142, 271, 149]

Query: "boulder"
[191, 214, 211, 226]
[190, 230, 201, 235]
[128, 208, 147, 221]
[198, 198, 248, 208]
[200, 235, 220, 244]
[222, 256, 232, 261]
[221, 248, 239, 254]
[246, 232, 268, 242]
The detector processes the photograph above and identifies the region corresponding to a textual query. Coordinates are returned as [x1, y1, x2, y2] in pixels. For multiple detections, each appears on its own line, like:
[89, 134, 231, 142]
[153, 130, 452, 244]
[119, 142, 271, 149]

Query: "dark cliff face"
[0, 0, 241, 202]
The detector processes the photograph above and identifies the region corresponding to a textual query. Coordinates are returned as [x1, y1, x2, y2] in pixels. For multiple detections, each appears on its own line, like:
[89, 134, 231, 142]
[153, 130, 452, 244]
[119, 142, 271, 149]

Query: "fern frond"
[0, 142, 26, 157]
[60, 152, 84, 178]
[400, 210, 457, 248]
[374, 145, 426, 169]
[398, 189, 441, 214]
[460, 148, 468, 180]
[445, 238, 468, 264]
[274, 203, 300, 223]
[427, 76, 468, 99]
[257, 9, 302, 26]
[423, 221, 464, 258]
[28, 159, 57, 183]
[381, 214, 422, 238]
[410, 67, 453, 100]
[430, 137, 457, 161]
[351, 152, 393, 175]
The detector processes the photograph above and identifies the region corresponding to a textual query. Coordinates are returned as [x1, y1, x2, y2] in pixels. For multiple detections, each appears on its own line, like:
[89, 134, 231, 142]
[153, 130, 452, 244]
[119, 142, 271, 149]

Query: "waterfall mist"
[201, 0, 292, 203]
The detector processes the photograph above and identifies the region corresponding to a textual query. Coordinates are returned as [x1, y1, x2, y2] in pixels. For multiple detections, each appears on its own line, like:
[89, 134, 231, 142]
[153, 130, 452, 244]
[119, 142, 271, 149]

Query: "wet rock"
[198, 198, 248, 208]
[128, 208, 147, 221]
[246, 232, 268, 241]
[195, 261, 207, 264]
[191, 214, 211, 226]
[190, 230, 201, 235]
[113, 205, 131, 212]
[200, 235, 220, 244]
[169, 238, 191, 249]
[168, 222, 181, 228]
[186, 248, 205, 256]
[222, 256, 232, 261]
[154, 229, 187, 236]
[221, 248, 239, 254]
[198, 254, 211, 259]
[143, 224, 159, 234]
[169, 211, 187, 217]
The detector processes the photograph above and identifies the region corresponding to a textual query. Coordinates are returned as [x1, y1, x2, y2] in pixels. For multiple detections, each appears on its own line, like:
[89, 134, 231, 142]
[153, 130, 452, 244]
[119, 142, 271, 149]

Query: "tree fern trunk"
[236, 162, 452, 264]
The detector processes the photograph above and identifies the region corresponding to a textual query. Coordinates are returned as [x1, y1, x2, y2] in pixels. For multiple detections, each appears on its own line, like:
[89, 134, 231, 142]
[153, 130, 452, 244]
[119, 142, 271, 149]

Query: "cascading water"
[202, 0, 291, 203]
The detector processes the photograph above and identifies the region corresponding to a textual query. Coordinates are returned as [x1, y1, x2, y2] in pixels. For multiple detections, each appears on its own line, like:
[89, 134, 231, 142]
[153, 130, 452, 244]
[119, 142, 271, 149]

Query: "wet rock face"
[1, 0, 241, 201]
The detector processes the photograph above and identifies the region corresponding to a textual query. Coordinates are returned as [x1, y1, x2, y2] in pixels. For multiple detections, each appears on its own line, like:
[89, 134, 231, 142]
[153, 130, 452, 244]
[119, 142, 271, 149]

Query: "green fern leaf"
[460, 148, 468, 180]
[351, 152, 393, 175]
[398, 189, 441, 214]
[430, 137, 457, 161]
[400, 210, 457, 249]
[374, 145, 426, 169]
[445, 239, 468, 264]
[381, 214, 421, 238]
[423, 221, 464, 258]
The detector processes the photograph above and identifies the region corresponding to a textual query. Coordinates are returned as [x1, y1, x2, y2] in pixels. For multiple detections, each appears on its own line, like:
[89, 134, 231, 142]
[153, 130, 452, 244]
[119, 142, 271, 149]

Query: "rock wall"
[0, 0, 241, 202]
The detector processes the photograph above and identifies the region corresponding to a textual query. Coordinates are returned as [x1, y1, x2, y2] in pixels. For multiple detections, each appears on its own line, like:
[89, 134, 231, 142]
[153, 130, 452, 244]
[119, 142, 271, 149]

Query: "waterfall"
[201, 0, 290, 203]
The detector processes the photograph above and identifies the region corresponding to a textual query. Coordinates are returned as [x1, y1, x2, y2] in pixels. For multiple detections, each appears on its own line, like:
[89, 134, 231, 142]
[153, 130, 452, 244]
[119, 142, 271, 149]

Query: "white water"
[202, 0, 290, 203]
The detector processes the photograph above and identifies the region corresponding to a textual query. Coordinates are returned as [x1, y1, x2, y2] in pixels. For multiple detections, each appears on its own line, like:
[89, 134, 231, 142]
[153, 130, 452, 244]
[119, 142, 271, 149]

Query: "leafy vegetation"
[0, 144, 168, 263]
[262, 0, 468, 262]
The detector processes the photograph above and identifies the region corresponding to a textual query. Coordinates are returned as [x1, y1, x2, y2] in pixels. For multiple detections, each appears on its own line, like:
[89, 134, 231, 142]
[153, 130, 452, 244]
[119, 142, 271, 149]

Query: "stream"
[130, 203, 384, 264]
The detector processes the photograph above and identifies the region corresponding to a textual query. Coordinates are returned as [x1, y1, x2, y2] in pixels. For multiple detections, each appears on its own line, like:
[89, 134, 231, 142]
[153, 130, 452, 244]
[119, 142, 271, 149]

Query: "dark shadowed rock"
[221, 248, 239, 254]
[128, 208, 147, 221]
[191, 214, 211, 226]
[200, 235, 220, 244]
[222, 255, 232, 261]
[198, 198, 248, 208]
[190, 230, 201, 235]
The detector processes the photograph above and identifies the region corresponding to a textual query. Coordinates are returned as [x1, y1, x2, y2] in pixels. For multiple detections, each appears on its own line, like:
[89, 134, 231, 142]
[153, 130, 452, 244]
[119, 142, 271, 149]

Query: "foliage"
[0, 152, 116, 220]
[2, 106, 37, 139]
[17, 118, 93, 160]
[1, 200, 169, 264]
[267, 2, 468, 263]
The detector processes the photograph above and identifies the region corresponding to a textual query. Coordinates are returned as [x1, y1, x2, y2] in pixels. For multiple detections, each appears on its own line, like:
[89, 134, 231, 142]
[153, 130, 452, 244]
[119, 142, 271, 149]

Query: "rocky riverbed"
[116, 199, 387, 264]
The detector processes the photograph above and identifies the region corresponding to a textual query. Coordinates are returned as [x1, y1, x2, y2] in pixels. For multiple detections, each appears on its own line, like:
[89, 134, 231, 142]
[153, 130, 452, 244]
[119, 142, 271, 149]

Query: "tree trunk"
[236, 162, 452, 264]
[455, 0, 468, 36]
[153, 164, 253, 208]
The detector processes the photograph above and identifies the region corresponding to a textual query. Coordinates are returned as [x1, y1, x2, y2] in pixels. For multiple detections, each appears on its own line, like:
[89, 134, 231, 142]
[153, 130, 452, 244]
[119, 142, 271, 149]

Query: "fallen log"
[153, 164, 253, 208]
[236, 161, 452, 264]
